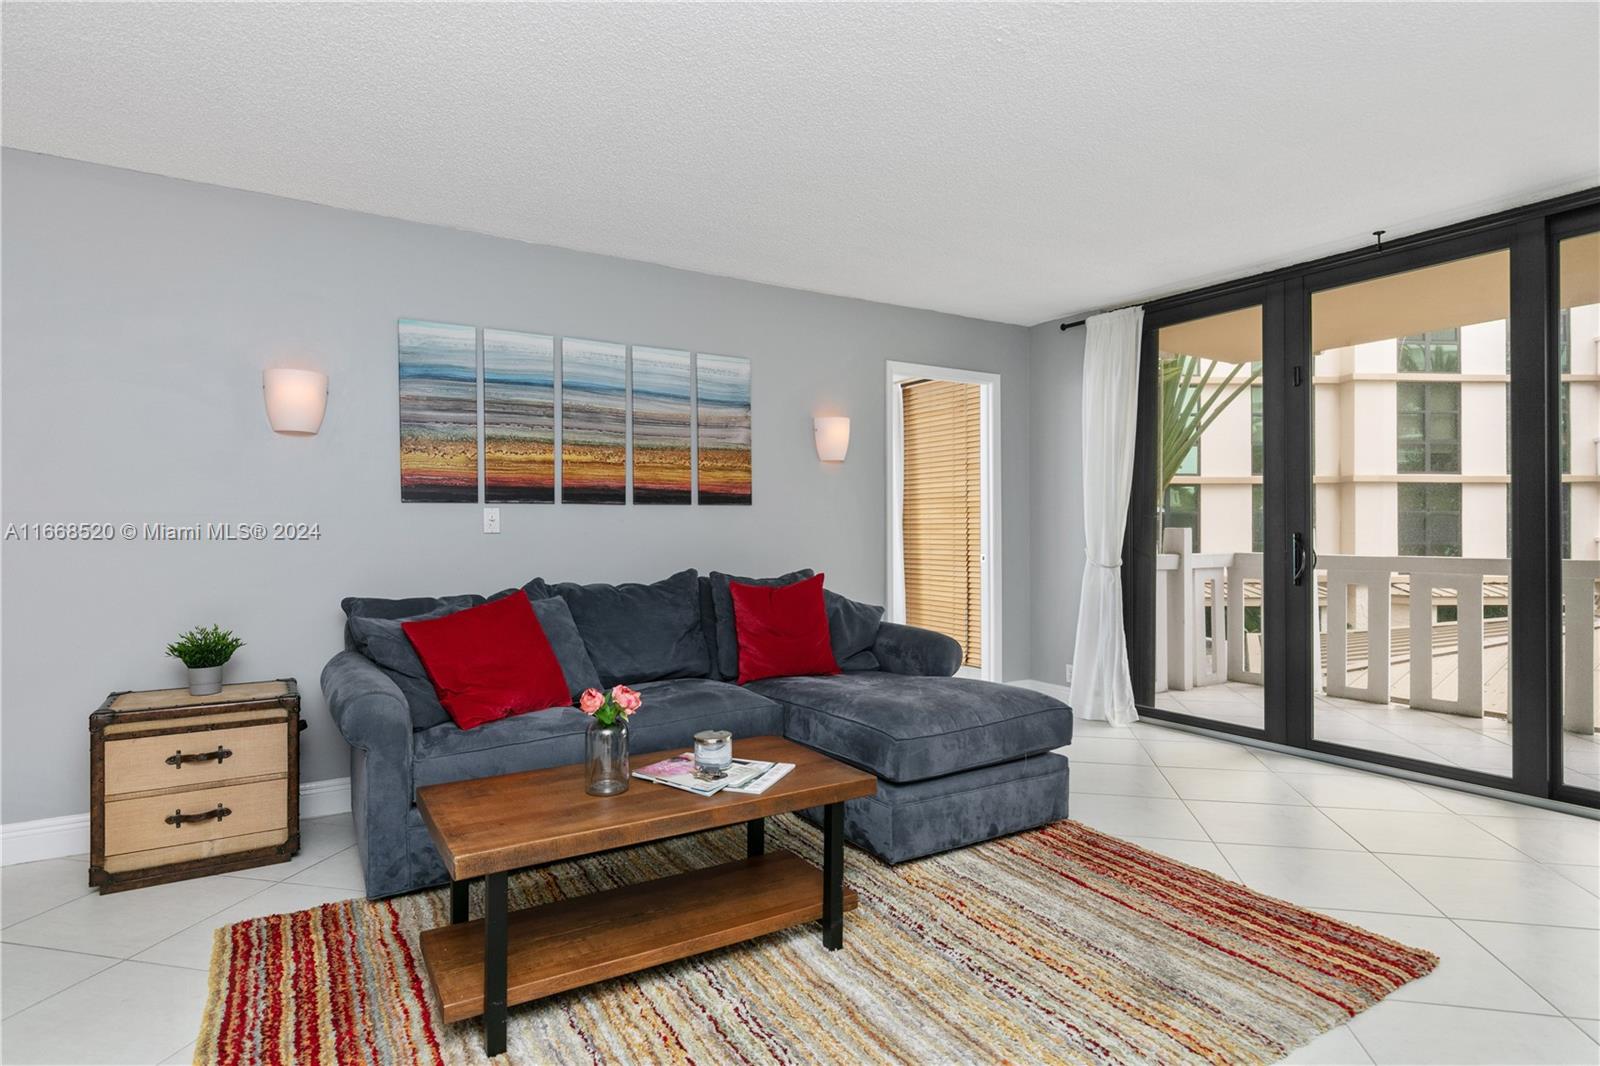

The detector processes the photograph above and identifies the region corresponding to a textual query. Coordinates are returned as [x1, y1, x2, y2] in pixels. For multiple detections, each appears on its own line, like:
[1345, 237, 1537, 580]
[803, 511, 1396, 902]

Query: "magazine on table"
[633, 753, 794, 796]
[632, 753, 727, 795]
[724, 759, 794, 794]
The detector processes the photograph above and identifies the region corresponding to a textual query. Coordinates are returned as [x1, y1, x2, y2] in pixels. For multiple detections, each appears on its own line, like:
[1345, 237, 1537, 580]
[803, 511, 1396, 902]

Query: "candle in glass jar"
[693, 730, 733, 779]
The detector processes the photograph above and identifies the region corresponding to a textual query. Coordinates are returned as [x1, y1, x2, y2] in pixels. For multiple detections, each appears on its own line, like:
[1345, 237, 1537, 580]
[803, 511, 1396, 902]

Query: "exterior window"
[1561, 483, 1572, 560]
[1251, 484, 1264, 552]
[1175, 407, 1200, 475]
[1398, 483, 1462, 557]
[1250, 384, 1264, 476]
[1559, 308, 1572, 374]
[1397, 382, 1461, 473]
[1398, 327, 1461, 373]
[1560, 381, 1572, 475]
[1164, 484, 1200, 552]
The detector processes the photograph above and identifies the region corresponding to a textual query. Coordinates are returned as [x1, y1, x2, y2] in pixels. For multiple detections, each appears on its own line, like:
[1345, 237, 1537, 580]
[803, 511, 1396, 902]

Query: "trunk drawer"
[103, 778, 286, 857]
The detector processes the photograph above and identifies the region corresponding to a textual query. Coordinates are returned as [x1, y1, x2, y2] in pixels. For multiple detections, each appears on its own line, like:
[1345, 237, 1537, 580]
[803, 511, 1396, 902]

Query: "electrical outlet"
[482, 507, 501, 534]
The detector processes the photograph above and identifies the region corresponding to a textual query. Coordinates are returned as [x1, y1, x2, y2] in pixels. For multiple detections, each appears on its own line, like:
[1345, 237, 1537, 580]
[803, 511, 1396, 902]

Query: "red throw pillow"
[402, 592, 570, 730]
[730, 573, 841, 685]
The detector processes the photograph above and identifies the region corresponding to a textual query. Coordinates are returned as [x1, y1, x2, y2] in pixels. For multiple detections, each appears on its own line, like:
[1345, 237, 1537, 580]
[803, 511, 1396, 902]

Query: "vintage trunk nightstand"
[89, 679, 303, 893]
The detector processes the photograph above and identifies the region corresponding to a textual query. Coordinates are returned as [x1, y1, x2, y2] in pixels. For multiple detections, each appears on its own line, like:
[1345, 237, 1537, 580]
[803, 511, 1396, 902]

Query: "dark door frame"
[1128, 284, 1287, 746]
[1549, 204, 1600, 808]
[1121, 185, 1600, 805]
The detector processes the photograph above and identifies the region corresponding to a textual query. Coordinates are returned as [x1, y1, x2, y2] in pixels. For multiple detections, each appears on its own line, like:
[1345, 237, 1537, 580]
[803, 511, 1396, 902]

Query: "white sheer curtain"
[1070, 307, 1144, 725]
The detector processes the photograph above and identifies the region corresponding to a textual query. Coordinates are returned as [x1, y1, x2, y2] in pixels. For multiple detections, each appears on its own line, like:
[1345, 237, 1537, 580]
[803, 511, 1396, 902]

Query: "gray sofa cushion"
[525, 569, 711, 687]
[708, 569, 814, 679]
[345, 593, 600, 730]
[346, 602, 464, 730]
[411, 677, 783, 792]
[530, 597, 602, 697]
[697, 576, 721, 678]
[342, 593, 483, 621]
[826, 591, 884, 671]
[749, 671, 1072, 783]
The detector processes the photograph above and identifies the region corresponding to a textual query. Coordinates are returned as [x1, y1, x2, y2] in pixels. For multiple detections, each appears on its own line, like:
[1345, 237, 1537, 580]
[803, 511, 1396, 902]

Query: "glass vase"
[585, 719, 630, 796]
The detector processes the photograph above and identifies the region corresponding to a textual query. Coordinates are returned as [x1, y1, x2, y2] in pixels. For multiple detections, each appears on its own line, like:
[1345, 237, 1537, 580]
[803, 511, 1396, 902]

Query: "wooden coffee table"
[416, 735, 877, 1056]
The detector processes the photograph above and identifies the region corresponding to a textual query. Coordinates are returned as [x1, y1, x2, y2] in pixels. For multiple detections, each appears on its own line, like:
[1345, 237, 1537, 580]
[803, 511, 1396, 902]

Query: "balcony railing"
[1154, 529, 1600, 733]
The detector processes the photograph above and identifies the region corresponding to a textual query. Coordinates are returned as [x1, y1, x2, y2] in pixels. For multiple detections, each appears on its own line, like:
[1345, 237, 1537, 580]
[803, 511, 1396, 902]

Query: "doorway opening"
[886, 362, 1001, 681]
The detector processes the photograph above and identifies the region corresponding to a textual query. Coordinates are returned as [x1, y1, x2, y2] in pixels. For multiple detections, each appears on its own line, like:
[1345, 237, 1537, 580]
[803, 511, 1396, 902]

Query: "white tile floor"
[1068, 717, 1600, 1065]
[1, 816, 359, 1065]
[2, 725, 1598, 1065]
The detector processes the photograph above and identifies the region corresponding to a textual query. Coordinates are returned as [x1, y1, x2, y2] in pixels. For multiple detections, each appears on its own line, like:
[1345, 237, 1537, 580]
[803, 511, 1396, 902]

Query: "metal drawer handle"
[165, 746, 232, 769]
[165, 804, 231, 828]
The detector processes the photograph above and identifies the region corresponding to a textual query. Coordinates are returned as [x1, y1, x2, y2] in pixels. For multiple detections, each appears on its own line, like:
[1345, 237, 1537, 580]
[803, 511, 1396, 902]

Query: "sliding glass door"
[1304, 245, 1515, 780]
[1137, 298, 1273, 734]
[1127, 190, 1598, 807]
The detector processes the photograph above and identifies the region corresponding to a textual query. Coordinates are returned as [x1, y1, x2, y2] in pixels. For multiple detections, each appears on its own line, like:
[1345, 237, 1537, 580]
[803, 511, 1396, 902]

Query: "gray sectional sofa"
[323, 568, 1072, 898]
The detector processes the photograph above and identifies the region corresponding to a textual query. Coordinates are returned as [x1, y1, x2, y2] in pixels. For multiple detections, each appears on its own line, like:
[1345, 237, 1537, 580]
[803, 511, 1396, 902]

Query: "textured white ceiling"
[3, 3, 1596, 325]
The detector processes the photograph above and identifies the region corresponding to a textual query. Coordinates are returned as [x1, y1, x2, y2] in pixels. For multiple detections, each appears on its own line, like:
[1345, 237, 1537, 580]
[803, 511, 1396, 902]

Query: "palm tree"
[1158, 354, 1260, 502]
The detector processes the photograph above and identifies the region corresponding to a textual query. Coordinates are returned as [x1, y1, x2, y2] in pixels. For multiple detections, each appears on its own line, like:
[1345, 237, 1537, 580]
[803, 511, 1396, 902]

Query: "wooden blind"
[899, 379, 982, 669]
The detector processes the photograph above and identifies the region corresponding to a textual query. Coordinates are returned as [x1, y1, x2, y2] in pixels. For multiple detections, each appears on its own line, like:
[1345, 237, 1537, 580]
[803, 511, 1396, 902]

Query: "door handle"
[1291, 532, 1318, 586]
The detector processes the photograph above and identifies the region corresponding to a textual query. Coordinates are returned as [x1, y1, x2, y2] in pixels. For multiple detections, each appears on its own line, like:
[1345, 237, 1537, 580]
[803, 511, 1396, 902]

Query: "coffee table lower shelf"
[420, 849, 859, 1024]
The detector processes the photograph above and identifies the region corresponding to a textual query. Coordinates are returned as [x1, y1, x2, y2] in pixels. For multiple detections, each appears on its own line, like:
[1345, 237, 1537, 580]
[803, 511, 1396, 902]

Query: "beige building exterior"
[1170, 306, 1599, 563]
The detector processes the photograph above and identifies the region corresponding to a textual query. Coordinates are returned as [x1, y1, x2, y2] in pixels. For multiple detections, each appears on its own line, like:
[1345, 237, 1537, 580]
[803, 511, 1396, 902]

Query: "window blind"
[899, 378, 982, 669]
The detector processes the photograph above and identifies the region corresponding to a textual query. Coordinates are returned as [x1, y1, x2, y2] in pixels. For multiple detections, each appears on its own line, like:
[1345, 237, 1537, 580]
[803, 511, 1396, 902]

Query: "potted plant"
[578, 684, 642, 796]
[166, 624, 246, 696]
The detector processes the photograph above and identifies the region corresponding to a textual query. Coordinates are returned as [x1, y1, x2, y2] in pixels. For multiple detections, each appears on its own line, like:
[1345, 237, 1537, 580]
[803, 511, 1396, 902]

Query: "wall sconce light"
[813, 416, 850, 462]
[262, 368, 328, 435]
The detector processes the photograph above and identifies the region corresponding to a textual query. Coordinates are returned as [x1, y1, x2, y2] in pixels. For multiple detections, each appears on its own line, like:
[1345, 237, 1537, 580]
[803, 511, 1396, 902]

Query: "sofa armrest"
[322, 650, 414, 811]
[322, 651, 419, 898]
[872, 622, 962, 677]
[322, 652, 413, 754]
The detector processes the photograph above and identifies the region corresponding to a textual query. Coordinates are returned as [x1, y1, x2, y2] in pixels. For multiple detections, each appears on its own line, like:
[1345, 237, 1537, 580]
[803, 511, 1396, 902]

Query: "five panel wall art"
[398, 319, 751, 505]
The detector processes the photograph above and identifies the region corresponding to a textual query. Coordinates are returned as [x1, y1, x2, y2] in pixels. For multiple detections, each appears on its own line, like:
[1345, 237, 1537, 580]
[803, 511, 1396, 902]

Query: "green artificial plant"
[165, 624, 246, 669]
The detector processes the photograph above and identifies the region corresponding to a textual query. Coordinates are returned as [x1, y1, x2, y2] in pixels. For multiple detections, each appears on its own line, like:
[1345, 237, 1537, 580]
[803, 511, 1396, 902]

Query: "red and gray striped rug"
[196, 817, 1435, 1064]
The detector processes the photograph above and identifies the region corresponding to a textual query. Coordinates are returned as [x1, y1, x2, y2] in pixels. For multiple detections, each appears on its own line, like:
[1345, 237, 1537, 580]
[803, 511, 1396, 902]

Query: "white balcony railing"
[1154, 529, 1600, 734]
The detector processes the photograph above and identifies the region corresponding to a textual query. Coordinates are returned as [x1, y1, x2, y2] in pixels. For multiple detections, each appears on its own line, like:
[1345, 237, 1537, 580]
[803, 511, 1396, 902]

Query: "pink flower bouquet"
[578, 684, 642, 729]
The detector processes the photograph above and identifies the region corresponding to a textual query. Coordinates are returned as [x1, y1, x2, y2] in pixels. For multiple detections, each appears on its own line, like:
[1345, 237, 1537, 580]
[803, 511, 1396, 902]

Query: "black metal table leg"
[821, 802, 843, 950]
[450, 878, 469, 924]
[483, 870, 508, 1057]
[747, 817, 765, 857]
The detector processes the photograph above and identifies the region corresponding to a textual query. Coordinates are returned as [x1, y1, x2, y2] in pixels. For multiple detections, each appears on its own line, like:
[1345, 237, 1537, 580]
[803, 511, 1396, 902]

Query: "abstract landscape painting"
[629, 346, 693, 504]
[696, 353, 752, 505]
[483, 329, 555, 503]
[398, 319, 478, 502]
[561, 338, 628, 504]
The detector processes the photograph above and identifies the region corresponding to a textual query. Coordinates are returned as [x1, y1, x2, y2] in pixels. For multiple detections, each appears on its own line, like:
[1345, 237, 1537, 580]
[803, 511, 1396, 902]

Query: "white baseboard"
[299, 776, 353, 820]
[1, 776, 352, 866]
[1012, 678, 1072, 702]
[0, 813, 90, 866]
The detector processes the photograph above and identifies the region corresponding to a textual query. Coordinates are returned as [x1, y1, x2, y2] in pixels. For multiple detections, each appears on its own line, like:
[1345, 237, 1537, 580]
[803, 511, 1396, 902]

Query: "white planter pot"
[187, 665, 224, 696]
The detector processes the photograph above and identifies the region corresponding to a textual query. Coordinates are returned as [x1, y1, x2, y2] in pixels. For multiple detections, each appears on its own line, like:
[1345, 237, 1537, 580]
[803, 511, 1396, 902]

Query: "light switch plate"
[482, 507, 501, 534]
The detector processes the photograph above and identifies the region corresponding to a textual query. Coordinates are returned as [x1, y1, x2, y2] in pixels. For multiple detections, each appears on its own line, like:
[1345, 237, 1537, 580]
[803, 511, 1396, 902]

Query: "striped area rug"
[197, 817, 1435, 1064]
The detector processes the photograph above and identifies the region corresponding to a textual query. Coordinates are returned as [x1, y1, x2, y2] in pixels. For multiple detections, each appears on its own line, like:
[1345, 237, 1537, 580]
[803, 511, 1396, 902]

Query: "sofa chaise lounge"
[323, 568, 1072, 898]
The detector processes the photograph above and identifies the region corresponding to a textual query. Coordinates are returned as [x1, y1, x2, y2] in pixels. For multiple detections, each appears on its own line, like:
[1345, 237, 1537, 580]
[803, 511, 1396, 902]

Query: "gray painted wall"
[1027, 322, 1086, 686]
[1, 149, 1035, 823]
